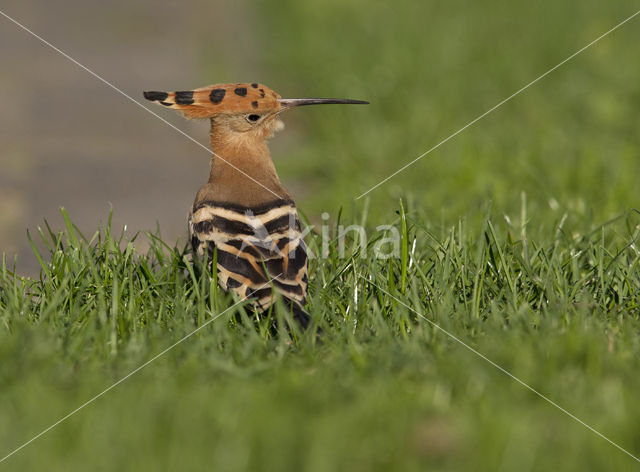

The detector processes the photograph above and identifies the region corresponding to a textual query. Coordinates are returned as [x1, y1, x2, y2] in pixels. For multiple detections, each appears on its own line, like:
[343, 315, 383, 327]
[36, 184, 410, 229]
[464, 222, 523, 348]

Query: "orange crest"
[143, 83, 281, 119]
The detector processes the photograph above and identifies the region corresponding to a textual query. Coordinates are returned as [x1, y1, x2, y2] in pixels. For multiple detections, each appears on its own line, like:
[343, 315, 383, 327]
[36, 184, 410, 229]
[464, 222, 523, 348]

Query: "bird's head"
[143, 82, 368, 145]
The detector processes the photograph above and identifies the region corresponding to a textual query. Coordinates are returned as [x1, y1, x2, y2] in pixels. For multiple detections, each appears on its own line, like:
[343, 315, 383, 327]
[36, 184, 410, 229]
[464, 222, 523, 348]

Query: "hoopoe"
[143, 83, 367, 327]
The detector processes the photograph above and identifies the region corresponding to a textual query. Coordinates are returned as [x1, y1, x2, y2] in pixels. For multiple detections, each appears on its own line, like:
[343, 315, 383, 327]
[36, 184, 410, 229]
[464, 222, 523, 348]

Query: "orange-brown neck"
[194, 119, 291, 207]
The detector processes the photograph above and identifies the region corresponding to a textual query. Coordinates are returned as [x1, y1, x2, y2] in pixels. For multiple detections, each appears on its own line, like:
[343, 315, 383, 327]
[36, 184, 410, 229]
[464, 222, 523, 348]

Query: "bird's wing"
[189, 200, 308, 312]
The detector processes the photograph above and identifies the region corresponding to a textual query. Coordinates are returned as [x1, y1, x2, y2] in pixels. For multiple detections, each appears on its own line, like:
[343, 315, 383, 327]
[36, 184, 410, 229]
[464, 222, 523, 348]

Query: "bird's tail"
[272, 296, 309, 329]
[289, 301, 311, 329]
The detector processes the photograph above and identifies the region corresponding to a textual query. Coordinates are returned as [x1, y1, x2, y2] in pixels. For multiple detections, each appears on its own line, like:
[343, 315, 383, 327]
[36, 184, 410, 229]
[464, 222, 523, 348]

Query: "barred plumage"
[189, 199, 309, 326]
[144, 81, 367, 329]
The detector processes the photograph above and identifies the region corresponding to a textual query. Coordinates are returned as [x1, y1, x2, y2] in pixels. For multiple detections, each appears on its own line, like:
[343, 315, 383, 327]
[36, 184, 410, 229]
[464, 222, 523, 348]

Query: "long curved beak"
[278, 98, 369, 108]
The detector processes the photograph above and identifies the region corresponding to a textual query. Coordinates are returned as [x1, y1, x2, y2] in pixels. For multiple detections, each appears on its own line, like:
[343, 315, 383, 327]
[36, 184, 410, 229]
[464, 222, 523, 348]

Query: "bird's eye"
[246, 114, 261, 123]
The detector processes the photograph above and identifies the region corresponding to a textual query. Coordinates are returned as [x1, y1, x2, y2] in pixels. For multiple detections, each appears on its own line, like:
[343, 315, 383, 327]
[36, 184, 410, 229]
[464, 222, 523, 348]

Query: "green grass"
[3, 0, 640, 469]
[1, 204, 640, 470]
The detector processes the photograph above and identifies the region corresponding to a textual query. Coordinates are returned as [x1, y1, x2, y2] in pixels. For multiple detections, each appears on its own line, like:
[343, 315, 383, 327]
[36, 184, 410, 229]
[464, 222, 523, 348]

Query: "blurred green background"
[262, 0, 640, 228]
[2, 0, 639, 270]
[1, 0, 640, 470]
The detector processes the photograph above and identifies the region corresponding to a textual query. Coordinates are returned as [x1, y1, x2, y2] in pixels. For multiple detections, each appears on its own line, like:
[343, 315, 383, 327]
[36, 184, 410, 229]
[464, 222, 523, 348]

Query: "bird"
[143, 82, 368, 328]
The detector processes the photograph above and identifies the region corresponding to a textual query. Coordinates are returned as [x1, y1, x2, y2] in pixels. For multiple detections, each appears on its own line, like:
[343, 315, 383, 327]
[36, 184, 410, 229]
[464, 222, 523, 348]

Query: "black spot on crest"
[259, 89, 265, 98]
[160, 101, 173, 106]
[251, 83, 258, 88]
[209, 88, 226, 104]
[251, 101, 259, 109]
[143, 91, 168, 101]
[175, 91, 194, 105]
[234, 87, 247, 97]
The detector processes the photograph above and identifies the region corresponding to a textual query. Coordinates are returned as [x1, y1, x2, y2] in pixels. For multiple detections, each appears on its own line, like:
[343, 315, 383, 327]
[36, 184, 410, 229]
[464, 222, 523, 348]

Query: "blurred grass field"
[1, 0, 640, 470]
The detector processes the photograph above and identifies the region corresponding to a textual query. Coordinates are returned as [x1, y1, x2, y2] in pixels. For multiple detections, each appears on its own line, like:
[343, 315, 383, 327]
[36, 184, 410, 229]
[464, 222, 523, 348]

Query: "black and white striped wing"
[189, 200, 308, 315]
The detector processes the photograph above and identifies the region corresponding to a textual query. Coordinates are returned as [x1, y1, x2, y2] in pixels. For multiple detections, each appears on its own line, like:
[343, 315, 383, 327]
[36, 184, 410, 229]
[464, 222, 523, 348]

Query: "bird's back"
[189, 198, 310, 326]
[143, 81, 366, 329]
